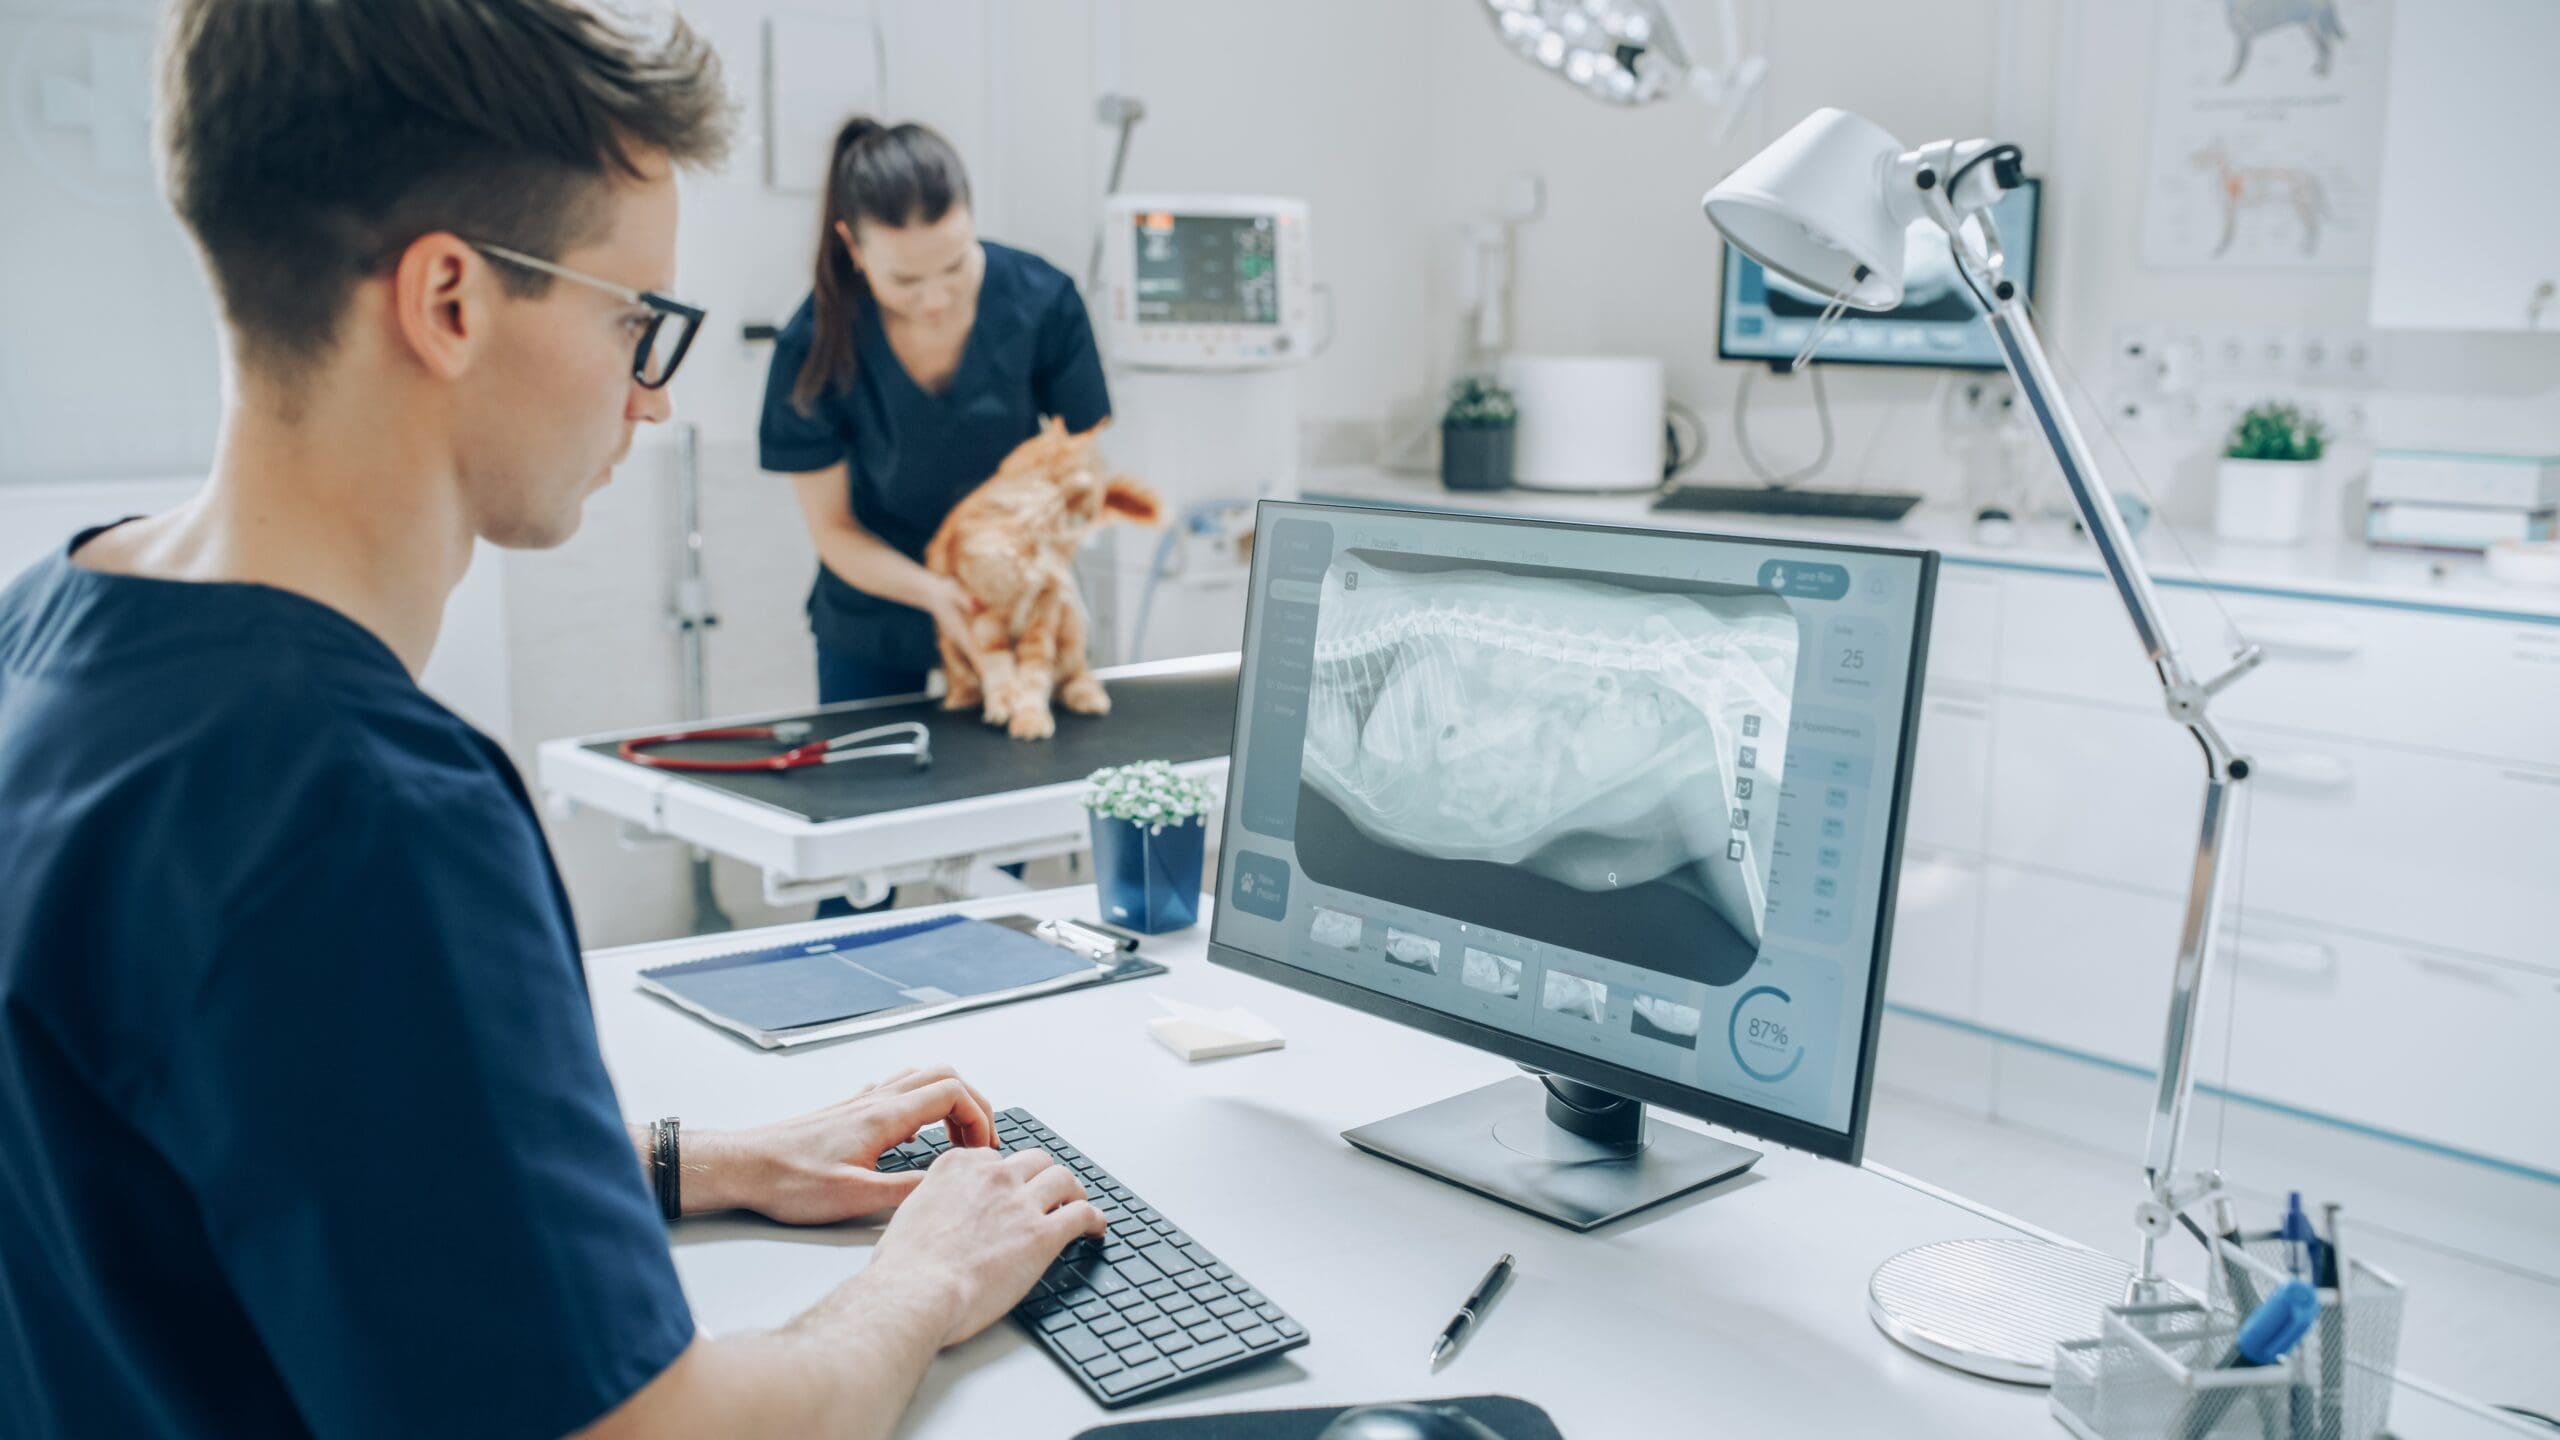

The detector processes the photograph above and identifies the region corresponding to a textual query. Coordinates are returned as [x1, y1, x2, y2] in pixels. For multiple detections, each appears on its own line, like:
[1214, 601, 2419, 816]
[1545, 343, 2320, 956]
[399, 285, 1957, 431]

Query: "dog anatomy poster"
[2140, 0, 2392, 270]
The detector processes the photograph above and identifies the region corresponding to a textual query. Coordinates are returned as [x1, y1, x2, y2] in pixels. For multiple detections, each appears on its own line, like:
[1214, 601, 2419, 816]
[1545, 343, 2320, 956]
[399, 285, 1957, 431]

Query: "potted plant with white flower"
[1080, 761, 1218, 934]
[2214, 401, 2330, 546]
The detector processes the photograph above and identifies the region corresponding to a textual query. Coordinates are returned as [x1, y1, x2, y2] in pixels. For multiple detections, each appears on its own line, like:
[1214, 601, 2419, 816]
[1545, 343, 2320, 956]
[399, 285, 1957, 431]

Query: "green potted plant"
[2215, 401, 2329, 545]
[1440, 375, 1516, 492]
[1080, 761, 1218, 934]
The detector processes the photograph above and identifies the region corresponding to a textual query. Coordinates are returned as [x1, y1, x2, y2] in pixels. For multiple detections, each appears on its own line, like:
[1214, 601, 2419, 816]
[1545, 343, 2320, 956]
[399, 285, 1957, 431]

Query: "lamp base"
[1868, 1238, 2136, 1386]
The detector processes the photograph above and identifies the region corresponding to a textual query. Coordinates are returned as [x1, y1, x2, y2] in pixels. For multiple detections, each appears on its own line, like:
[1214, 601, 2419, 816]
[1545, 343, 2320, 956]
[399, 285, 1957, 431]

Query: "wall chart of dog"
[924, 418, 1163, 740]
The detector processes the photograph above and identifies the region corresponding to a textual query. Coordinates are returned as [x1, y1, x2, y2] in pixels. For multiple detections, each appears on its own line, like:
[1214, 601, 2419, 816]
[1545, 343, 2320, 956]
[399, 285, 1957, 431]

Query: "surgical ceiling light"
[1478, 0, 1766, 130]
[1703, 108, 2266, 1386]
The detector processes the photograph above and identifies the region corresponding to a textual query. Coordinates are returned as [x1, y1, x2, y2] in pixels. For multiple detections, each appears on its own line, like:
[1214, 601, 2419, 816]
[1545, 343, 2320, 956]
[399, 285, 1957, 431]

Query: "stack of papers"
[1148, 997, 1285, 1062]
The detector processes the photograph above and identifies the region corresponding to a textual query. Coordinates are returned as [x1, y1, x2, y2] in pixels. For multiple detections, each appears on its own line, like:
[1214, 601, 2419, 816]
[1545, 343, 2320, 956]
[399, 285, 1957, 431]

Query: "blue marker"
[2186, 1277, 2321, 1437]
[2226, 1280, 2320, 1369]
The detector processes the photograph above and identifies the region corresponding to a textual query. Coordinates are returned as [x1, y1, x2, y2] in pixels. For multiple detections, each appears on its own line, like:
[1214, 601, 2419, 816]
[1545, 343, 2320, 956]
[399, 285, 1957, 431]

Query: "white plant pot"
[2214, 458, 2323, 546]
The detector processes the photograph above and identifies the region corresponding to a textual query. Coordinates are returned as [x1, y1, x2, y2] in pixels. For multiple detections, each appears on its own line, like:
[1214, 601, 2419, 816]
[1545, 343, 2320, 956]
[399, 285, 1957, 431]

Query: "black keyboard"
[874, 1108, 1308, 1406]
[1653, 484, 1923, 521]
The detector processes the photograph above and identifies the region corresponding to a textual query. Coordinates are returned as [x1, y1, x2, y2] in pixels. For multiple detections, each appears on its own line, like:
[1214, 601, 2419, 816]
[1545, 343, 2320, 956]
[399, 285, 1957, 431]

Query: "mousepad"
[585, 668, 1236, 825]
[1072, 1394, 1560, 1440]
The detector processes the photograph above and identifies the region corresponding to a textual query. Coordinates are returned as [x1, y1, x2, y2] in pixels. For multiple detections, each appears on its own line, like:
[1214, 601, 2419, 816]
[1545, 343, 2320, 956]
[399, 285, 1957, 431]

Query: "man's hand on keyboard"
[869, 1147, 1109, 1348]
[682, 1064, 1003, 1224]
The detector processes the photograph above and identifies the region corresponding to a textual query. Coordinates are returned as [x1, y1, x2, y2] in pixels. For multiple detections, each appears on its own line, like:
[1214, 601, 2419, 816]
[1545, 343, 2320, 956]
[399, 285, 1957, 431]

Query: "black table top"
[584, 669, 1238, 825]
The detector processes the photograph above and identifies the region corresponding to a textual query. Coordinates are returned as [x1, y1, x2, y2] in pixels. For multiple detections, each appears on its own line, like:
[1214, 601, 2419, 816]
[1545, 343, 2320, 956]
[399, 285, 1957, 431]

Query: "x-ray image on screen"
[1462, 947, 1523, 999]
[1295, 551, 1798, 988]
[1631, 992, 1703, 1050]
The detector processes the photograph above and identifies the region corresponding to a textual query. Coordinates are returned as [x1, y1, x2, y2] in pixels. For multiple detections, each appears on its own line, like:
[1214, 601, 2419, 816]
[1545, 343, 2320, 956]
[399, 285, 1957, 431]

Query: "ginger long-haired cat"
[924, 418, 1161, 740]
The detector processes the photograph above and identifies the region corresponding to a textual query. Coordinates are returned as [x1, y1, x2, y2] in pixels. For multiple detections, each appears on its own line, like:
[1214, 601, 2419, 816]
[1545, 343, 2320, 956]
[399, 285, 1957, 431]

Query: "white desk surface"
[587, 887, 2533, 1439]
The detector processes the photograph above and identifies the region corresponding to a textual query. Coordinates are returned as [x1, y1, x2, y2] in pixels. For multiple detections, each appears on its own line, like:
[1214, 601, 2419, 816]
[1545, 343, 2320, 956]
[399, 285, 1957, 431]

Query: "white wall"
[0, 0, 222, 485]
[1410, 0, 2062, 504]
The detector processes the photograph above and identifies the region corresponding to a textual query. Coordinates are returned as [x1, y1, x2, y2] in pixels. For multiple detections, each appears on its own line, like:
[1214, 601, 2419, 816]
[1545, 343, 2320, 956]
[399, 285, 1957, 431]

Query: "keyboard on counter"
[875, 1107, 1308, 1407]
[1653, 483, 1923, 521]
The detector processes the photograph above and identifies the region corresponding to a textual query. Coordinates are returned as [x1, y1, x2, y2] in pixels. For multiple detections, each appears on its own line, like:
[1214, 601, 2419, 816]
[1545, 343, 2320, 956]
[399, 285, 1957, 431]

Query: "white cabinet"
[1996, 570, 2560, 768]
[1879, 555, 2560, 1179]
[2233, 724, 2560, 969]
[1924, 572, 2002, 692]
[1977, 864, 2198, 1072]
[1888, 848, 1983, 1021]
[2369, 0, 2560, 332]
[2213, 598, 2560, 768]
[2221, 921, 2560, 1174]
[1986, 692, 2200, 897]
[1907, 692, 1994, 856]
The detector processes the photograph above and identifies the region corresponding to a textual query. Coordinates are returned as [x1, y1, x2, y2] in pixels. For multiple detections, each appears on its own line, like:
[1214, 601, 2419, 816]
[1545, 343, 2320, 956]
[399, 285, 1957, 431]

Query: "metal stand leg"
[1343, 1076, 1761, 1232]
[1865, 234, 2261, 1385]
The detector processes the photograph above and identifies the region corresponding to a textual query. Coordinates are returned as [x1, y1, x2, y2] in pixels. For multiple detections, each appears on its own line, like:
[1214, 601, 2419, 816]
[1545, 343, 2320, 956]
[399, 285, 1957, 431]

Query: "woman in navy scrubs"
[759, 119, 1111, 707]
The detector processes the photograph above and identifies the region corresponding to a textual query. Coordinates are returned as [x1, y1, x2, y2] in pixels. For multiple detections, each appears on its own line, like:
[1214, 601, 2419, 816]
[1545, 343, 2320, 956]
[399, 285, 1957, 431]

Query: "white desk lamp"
[1703, 108, 2267, 1385]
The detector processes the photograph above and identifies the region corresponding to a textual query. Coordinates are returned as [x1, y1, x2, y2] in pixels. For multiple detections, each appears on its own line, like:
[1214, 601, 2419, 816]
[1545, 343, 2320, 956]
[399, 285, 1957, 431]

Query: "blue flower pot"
[1089, 812, 1205, 934]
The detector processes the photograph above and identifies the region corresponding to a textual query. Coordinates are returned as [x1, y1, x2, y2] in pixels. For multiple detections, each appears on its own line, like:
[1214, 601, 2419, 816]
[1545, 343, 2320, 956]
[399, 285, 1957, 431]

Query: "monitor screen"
[1209, 502, 1936, 1162]
[1717, 178, 2042, 371]
[1131, 212, 1282, 326]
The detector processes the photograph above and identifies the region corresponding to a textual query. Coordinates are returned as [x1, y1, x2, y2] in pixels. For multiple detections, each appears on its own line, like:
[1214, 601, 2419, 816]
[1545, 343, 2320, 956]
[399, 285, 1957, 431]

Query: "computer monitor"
[1208, 502, 1937, 1228]
[1717, 177, 2042, 371]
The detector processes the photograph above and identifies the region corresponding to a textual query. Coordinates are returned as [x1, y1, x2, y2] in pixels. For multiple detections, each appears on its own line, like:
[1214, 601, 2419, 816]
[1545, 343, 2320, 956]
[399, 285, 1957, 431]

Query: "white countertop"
[1302, 465, 2560, 623]
[586, 888, 2536, 1438]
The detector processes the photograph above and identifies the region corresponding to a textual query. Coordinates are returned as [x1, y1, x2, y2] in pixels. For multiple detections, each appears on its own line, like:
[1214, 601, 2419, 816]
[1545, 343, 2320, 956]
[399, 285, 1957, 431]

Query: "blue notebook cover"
[642, 915, 1094, 1035]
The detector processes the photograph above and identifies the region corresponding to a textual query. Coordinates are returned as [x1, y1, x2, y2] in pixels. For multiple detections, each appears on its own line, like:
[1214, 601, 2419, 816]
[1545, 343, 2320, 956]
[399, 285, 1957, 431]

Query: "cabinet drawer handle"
[2250, 752, 2354, 789]
[2408, 954, 2518, 994]
[2229, 617, 2363, 659]
[2228, 936, 2337, 979]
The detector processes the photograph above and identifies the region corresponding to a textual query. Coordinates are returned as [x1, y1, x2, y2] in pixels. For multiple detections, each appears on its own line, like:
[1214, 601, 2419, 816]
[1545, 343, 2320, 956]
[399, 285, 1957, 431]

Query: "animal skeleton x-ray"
[1298, 554, 1797, 976]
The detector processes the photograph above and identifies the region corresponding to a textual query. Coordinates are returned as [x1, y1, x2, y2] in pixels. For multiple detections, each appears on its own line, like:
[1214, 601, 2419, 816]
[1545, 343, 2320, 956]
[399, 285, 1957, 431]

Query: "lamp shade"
[1701, 107, 1910, 310]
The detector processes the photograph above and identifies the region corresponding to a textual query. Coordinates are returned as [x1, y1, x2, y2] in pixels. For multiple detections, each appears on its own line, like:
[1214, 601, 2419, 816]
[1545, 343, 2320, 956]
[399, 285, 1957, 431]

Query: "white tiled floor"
[1865, 1085, 2560, 1424]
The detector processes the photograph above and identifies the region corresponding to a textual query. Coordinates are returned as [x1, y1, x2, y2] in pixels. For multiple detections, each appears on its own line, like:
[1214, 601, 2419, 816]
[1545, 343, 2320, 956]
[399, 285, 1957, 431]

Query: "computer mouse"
[1315, 1402, 1509, 1440]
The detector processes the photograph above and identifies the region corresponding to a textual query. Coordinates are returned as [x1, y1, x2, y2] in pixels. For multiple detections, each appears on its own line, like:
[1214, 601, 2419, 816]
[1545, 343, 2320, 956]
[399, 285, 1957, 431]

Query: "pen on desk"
[2213, 1196, 2259, 1316]
[1429, 1253, 1514, 1366]
[2320, 1203, 2348, 1440]
[2188, 1277, 2320, 1439]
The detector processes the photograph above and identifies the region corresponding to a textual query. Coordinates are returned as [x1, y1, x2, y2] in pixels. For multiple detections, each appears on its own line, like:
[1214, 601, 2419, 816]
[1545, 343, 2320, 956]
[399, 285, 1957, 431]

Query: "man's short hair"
[158, 0, 732, 378]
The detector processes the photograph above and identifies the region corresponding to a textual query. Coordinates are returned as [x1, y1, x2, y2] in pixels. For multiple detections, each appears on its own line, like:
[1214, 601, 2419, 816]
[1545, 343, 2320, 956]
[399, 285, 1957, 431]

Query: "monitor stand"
[1342, 1074, 1762, 1232]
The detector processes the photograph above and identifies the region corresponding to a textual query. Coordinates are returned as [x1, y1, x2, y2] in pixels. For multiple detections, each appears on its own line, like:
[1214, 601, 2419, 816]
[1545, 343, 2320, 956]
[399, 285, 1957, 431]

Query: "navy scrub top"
[758, 240, 1112, 673]
[0, 529, 693, 1438]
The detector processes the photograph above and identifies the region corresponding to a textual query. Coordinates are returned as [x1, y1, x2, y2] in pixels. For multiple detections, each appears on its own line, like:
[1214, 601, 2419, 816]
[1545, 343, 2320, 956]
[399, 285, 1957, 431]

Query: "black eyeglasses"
[469, 241, 706, 389]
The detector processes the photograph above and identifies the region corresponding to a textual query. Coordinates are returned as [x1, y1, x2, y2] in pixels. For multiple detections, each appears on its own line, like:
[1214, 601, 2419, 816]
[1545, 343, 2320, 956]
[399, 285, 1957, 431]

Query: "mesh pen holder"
[2052, 1249, 2403, 1440]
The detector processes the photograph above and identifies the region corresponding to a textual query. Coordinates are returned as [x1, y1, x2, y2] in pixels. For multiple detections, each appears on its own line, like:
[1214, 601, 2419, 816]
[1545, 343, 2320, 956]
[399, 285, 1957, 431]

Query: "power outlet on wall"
[2110, 327, 2382, 440]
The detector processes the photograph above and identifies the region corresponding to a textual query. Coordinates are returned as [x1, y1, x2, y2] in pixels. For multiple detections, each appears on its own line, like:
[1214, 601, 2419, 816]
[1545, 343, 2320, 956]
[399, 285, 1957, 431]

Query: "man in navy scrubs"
[0, 4, 1101, 1437]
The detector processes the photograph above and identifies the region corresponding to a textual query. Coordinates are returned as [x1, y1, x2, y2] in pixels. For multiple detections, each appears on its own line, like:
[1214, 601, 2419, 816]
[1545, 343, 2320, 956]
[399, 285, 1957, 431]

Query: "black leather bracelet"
[652, 1117, 682, 1222]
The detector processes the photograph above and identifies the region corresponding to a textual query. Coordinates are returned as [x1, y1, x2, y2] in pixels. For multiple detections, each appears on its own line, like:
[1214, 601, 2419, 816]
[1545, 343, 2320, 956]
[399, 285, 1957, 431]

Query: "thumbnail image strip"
[1461, 947, 1522, 998]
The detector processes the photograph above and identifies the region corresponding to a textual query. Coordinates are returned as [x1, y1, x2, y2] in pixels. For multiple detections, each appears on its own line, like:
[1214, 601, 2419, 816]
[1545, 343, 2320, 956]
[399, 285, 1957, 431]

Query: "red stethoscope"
[617, 720, 933, 773]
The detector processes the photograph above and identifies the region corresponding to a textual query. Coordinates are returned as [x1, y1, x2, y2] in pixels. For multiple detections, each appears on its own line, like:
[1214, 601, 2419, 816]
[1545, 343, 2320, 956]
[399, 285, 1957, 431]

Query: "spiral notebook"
[638, 914, 1155, 1049]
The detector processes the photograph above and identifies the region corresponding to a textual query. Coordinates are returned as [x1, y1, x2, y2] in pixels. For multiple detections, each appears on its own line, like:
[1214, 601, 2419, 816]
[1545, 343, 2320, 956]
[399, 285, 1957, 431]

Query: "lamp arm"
[1964, 256, 2266, 1284]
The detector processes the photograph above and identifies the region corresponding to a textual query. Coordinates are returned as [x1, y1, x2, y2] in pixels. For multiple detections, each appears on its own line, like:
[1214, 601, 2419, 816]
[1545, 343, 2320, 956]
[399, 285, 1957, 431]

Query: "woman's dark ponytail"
[790, 117, 973, 414]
